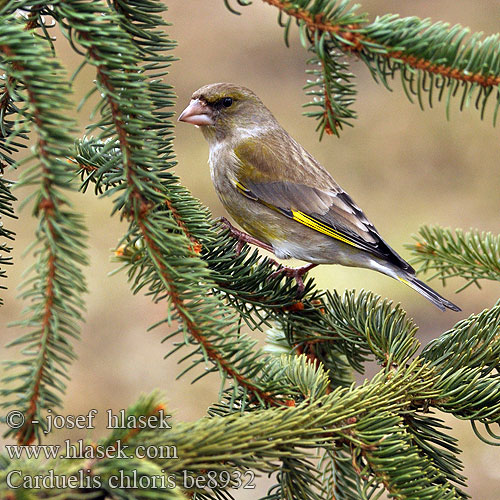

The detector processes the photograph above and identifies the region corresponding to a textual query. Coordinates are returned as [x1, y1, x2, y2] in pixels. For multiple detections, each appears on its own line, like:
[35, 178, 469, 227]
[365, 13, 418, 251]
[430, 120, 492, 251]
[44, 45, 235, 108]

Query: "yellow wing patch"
[291, 210, 361, 249]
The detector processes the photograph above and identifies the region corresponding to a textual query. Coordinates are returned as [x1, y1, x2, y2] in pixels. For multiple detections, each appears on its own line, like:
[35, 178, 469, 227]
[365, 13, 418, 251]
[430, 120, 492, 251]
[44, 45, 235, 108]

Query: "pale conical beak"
[178, 99, 214, 126]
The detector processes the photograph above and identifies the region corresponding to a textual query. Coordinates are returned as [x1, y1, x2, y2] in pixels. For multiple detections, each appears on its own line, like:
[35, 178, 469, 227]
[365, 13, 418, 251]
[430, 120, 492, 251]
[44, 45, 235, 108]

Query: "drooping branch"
[253, 0, 500, 135]
[0, 13, 87, 445]
[263, 0, 500, 88]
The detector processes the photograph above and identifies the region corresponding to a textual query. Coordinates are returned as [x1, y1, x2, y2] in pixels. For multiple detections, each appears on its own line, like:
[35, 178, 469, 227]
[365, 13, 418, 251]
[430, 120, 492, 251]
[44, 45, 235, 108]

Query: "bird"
[178, 83, 460, 312]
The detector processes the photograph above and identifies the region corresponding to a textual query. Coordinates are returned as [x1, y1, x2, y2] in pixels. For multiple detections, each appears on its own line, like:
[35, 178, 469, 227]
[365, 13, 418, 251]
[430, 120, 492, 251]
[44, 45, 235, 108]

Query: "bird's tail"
[397, 273, 461, 312]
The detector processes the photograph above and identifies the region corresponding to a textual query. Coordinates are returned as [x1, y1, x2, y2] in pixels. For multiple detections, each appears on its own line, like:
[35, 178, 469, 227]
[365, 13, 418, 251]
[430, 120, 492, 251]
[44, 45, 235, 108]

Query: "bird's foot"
[268, 263, 317, 296]
[218, 217, 273, 255]
[217, 217, 316, 294]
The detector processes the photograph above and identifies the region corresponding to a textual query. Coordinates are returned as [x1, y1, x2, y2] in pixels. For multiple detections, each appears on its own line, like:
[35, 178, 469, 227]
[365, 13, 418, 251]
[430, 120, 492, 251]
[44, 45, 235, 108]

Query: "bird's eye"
[222, 97, 233, 108]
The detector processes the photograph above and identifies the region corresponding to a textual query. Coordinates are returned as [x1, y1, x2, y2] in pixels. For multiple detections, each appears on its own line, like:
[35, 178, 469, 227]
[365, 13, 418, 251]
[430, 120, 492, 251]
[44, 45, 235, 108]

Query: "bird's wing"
[233, 137, 412, 271]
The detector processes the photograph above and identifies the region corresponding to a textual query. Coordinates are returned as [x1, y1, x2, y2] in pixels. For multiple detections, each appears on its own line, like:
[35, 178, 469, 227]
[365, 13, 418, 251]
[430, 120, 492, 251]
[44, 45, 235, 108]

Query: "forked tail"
[398, 274, 461, 312]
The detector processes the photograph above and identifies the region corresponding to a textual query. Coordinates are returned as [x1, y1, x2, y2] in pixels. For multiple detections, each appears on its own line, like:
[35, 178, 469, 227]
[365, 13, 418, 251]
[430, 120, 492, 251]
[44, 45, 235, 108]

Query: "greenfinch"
[179, 83, 460, 312]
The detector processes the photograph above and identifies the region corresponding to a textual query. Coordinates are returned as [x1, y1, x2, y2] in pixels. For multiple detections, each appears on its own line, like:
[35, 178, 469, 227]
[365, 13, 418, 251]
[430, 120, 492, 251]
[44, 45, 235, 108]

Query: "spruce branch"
[304, 47, 356, 138]
[116, 219, 424, 393]
[318, 447, 368, 500]
[422, 303, 500, 423]
[1, 363, 468, 499]
[0, 13, 87, 445]
[124, 221, 477, 497]
[263, 456, 325, 500]
[407, 226, 500, 292]
[404, 413, 468, 491]
[226, 0, 500, 135]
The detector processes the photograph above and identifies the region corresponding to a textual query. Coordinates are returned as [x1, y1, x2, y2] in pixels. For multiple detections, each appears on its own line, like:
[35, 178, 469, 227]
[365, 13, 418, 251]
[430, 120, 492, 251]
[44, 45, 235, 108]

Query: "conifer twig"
[249, 0, 500, 134]
[262, 0, 500, 88]
[408, 226, 500, 291]
[0, 13, 87, 444]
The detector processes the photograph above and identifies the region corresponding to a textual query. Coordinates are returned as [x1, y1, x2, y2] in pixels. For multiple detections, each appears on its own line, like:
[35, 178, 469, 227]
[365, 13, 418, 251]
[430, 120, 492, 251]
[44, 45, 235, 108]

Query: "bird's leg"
[268, 263, 317, 295]
[218, 217, 274, 255]
[218, 217, 316, 294]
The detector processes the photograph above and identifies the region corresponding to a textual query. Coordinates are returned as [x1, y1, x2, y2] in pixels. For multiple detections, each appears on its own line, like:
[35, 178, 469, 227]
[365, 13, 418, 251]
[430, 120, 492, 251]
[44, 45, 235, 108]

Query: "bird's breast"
[208, 144, 282, 246]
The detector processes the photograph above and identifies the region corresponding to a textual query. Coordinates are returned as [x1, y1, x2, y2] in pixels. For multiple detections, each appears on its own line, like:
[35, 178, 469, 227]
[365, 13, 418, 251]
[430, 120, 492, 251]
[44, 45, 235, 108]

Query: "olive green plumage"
[179, 83, 460, 312]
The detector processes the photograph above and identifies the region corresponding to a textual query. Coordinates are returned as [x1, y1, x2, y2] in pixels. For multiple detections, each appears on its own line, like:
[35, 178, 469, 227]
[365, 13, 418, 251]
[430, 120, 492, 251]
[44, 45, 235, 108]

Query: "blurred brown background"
[2, 1, 500, 497]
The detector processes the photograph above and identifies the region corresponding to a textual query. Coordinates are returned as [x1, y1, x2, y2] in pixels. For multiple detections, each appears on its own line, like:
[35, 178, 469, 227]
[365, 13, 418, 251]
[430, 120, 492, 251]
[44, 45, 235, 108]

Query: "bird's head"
[178, 83, 276, 142]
